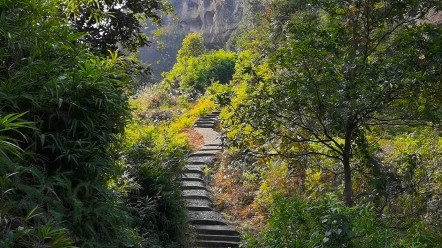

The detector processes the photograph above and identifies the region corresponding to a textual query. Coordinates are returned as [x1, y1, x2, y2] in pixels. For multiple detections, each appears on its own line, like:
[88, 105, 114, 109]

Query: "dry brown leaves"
[182, 127, 204, 152]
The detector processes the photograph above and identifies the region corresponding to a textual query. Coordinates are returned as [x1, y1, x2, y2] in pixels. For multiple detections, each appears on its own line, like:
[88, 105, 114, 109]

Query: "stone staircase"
[193, 113, 221, 128]
[181, 111, 240, 248]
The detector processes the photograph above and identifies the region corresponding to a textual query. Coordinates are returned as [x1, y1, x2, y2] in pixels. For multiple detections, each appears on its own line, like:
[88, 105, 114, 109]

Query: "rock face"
[138, 0, 245, 78]
[171, 0, 244, 49]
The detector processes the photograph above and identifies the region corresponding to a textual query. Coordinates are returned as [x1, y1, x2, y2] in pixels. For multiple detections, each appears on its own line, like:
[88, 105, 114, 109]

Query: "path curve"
[181, 111, 240, 248]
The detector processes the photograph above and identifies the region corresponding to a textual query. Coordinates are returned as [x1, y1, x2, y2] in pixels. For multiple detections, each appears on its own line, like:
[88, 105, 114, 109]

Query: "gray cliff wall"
[172, 0, 244, 49]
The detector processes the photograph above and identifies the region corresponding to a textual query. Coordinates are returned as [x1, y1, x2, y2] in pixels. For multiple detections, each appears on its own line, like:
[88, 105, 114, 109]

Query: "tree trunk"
[343, 129, 353, 207]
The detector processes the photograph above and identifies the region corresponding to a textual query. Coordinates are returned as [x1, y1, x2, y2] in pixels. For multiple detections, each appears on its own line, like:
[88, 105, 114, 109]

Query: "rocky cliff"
[170, 0, 244, 49]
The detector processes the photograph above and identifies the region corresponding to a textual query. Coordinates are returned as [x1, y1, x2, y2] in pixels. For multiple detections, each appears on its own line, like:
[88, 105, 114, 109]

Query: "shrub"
[163, 33, 237, 96]
[0, 1, 139, 246]
[251, 194, 441, 248]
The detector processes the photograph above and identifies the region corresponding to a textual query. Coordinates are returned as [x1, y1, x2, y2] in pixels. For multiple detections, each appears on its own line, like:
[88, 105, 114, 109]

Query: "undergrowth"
[111, 85, 217, 247]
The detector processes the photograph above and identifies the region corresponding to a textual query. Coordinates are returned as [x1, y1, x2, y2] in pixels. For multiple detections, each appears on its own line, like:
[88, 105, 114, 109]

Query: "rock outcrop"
[171, 0, 244, 49]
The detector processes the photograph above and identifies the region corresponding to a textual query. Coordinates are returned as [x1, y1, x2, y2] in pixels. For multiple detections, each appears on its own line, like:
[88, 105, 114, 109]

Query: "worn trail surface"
[181, 111, 240, 248]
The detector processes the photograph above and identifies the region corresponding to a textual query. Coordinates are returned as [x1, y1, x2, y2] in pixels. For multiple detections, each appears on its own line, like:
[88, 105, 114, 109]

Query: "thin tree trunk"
[343, 129, 353, 207]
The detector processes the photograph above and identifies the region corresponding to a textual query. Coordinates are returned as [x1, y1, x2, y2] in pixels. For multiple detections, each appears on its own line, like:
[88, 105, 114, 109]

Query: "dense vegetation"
[0, 0, 207, 247]
[163, 33, 236, 98]
[3, 0, 442, 247]
[214, 0, 442, 247]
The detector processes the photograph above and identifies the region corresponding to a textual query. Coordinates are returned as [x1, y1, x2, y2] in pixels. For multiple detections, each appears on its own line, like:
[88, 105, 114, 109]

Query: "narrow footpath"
[181, 111, 240, 248]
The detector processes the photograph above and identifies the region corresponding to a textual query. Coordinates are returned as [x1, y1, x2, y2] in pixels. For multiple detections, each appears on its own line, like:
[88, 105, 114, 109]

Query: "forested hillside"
[2, 0, 442, 247]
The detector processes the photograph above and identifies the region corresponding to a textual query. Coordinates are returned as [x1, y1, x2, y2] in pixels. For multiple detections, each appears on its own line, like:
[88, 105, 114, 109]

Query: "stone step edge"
[195, 240, 240, 248]
[181, 185, 209, 190]
[193, 224, 239, 236]
[187, 206, 213, 211]
[197, 234, 241, 242]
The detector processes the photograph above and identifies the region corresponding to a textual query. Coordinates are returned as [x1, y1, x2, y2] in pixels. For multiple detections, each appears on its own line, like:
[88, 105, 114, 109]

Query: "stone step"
[188, 210, 226, 225]
[189, 152, 218, 157]
[196, 116, 217, 119]
[181, 172, 203, 179]
[192, 149, 220, 154]
[187, 205, 213, 211]
[195, 119, 217, 123]
[196, 240, 240, 248]
[180, 177, 205, 183]
[199, 147, 223, 151]
[181, 180, 205, 188]
[196, 118, 217, 122]
[183, 194, 212, 201]
[194, 124, 217, 128]
[195, 122, 217, 126]
[182, 189, 211, 198]
[182, 167, 205, 174]
[183, 168, 204, 173]
[190, 219, 227, 226]
[197, 234, 241, 243]
[186, 198, 212, 208]
[193, 224, 239, 236]
[188, 156, 216, 164]
[203, 143, 222, 147]
[182, 185, 208, 191]
[184, 164, 207, 171]
[203, 112, 219, 116]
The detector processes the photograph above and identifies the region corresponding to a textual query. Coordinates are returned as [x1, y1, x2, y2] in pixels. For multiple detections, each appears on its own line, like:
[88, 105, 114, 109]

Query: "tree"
[163, 32, 236, 96]
[224, 0, 442, 206]
[176, 32, 206, 60]
[66, 0, 173, 54]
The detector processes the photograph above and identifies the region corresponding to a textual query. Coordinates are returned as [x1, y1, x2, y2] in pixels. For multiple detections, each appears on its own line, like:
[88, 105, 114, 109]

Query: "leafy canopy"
[66, 0, 173, 54]
[223, 0, 442, 206]
[163, 32, 236, 97]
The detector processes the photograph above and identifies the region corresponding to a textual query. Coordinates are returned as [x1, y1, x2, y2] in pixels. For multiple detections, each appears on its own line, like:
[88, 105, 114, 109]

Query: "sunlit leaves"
[223, 0, 442, 208]
[164, 33, 236, 96]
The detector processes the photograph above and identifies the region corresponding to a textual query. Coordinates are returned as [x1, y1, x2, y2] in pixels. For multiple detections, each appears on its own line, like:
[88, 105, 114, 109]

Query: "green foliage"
[164, 36, 237, 97]
[206, 82, 234, 107]
[0, 115, 71, 248]
[250, 194, 441, 248]
[214, 0, 442, 245]
[112, 93, 216, 247]
[65, 0, 173, 54]
[0, 0, 162, 246]
[177, 32, 206, 61]
[222, 0, 442, 206]
[117, 121, 190, 247]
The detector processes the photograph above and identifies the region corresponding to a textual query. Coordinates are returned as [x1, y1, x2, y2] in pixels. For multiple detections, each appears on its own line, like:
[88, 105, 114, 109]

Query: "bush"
[250, 194, 441, 248]
[163, 33, 237, 96]
[113, 94, 216, 247]
[0, 1, 139, 246]
[118, 122, 190, 247]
